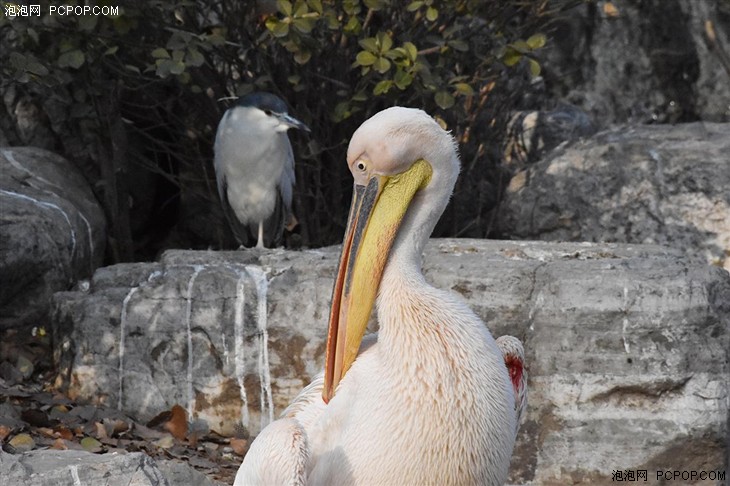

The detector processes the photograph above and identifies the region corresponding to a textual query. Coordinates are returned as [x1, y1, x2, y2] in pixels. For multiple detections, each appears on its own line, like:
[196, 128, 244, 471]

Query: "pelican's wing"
[234, 374, 323, 486]
[233, 417, 309, 486]
[214, 111, 251, 246]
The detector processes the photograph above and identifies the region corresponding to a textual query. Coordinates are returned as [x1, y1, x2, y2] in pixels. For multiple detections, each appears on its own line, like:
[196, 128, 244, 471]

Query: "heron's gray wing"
[278, 136, 296, 215]
[214, 113, 251, 246]
[260, 134, 296, 247]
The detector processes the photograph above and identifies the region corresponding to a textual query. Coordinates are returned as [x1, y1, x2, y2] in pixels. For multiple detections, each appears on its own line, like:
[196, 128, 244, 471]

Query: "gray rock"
[0, 450, 166, 486]
[0, 147, 106, 329]
[543, 0, 730, 124]
[0, 450, 225, 486]
[497, 123, 730, 272]
[52, 239, 730, 482]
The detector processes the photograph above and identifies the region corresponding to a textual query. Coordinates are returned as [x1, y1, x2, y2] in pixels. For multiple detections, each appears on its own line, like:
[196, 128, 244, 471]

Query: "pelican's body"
[235, 107, 520, 485]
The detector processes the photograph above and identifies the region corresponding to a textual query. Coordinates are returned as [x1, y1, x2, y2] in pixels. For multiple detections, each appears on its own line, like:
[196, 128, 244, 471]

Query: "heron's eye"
[356, 161, 366, 171]
[264, 109, 272, 116]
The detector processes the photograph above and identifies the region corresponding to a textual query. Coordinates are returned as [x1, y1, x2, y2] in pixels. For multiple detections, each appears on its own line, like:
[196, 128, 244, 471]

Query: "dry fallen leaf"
[80, 436, 102, 453]
[94, 421, 108, 439]
[229, 438, 248, 456]
[9, 433, 35, 452]
[0, 424, 11, 441]
[51, 438, 68, 450]
[603, 2, 619, 17]
[164, 405, 188, 441]
[54, 426, 74, 441]
[37, 427, 55, 438]
[154, 434, 175, 449]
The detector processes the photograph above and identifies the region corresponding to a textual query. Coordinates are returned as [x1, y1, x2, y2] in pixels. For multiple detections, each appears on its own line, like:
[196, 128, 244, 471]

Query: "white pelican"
[235, 107, 519, 485]
[214, 92, 309, 249]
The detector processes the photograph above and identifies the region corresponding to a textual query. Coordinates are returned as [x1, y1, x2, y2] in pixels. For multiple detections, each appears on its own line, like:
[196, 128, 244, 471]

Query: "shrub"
[1, 0, 579, 260]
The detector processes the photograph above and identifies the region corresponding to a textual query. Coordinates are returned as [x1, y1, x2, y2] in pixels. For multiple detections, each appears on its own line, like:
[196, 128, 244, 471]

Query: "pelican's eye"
[356, 161, 366, 172]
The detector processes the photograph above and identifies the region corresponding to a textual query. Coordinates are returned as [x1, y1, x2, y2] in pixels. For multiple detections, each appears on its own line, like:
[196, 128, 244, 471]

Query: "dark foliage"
[1, 0, 580, 261]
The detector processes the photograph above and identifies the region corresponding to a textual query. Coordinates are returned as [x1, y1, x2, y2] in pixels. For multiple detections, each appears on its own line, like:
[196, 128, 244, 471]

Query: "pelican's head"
[323, 107, 460, 401]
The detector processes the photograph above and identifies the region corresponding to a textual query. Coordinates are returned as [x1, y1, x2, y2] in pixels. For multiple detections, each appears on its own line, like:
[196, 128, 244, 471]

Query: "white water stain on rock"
[245, 265, 274, 429]
[184, 265, 206, 418]
[0, 189, 77, 259]
[2, 149, 95, 268]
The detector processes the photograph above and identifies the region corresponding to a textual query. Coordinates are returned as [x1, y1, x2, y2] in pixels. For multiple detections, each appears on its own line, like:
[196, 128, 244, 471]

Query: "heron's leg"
[256, 220, 265, 249]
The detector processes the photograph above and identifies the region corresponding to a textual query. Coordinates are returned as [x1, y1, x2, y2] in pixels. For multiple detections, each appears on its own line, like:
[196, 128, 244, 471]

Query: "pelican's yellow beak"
[323, 159, 432, 402]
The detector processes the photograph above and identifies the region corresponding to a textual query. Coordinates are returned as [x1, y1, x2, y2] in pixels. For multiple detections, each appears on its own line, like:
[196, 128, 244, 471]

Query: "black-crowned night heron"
[214, 92, 309, 249]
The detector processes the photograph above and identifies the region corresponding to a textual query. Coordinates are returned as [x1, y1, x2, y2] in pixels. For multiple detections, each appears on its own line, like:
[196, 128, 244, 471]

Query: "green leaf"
[104, 46, 119, 56]
[308, 0, 323, 14]
[58, 50, 85, 69]
[277, 0, 293, 16]
[376, 32, 392, 53]
[511, 40, 529, 52]
[373, 56, 391, 73]
[344, 16, 360, 33]
[356, 51, 377, 66]
[526, 33, 546, 50]
[364, 0, 384, 10]
[403, 42, 418, 61]
[373, 79, 393, 95]
[434, 91, 455, 109]
[267, 18, 290, 37]
[359, 37, 378, 53]
[502, 48, 522, 67]
[151, 48, 170, 59]
[294, 49, 312, 64]
[528, 58, 541, 77]
[448, 40, 469, 52]
[352, 90, 368, 101]
[426, 6, 438, 21]
[293, 0, 309, 17]
[394, 69, 413, 89]
[186, 48, 205, 67]
[207, 31, 226, 46]
[293, 17, 316, 33]
[407, 1, 424, 11]
[454, 82, 474, 96]
[80, 437, 102, 453]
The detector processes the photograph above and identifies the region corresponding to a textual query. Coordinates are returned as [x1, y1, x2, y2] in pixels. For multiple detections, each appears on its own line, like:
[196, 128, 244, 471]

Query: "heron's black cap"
[235, 92, 290, 114]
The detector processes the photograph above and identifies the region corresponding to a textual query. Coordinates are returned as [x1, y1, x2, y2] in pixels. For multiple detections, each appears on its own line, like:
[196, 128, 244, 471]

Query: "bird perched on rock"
[214, 92, 309, 248]
[234, 107, 519, 485]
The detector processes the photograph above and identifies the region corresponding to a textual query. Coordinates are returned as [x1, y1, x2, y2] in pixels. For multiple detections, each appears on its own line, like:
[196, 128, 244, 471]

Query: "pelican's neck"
[378, 152, 458, 321]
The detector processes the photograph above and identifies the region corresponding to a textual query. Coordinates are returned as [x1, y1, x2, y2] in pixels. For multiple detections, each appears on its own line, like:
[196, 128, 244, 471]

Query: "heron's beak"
[278, 113, 310, 132]
[323, 159, 432, 402]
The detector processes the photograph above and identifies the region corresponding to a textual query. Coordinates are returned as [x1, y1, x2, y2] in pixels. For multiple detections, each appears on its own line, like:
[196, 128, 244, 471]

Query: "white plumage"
[235, 107, 521, 485]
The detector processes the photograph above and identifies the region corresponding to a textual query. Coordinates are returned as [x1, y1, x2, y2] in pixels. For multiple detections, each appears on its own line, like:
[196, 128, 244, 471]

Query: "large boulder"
[542, 0, 730, 124]
[51, 239, 730, 483]
[496, 123, 730, 272]
[0, 147, 106, 329]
